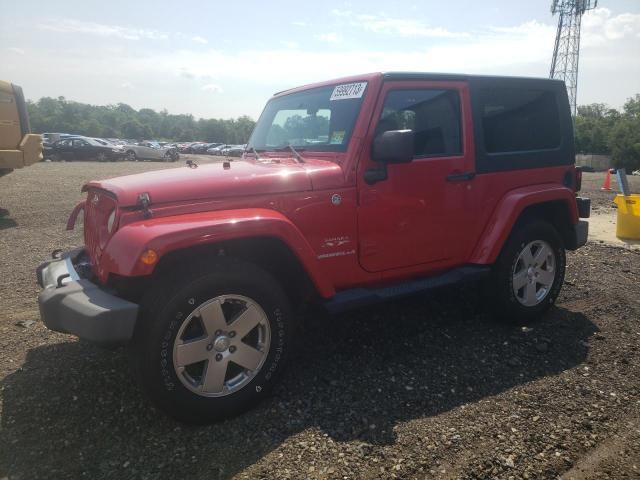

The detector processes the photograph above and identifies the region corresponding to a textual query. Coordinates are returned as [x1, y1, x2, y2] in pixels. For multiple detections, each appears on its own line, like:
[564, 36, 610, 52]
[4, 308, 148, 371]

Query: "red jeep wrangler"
[37, 73, 590, 423]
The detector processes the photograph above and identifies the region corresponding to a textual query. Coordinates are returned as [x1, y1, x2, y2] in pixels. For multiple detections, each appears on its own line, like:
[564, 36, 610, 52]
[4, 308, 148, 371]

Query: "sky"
[1, 0, 639, 119]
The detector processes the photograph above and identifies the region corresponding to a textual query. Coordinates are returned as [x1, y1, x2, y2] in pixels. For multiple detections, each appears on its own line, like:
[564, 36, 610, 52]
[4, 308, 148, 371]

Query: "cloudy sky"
[1, 0, 639, 119]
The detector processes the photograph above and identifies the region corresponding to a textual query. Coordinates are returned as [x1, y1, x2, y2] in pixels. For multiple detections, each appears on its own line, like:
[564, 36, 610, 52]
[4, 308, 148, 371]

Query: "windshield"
[83, 137, 103, 146]
[247, 82, 367, 152]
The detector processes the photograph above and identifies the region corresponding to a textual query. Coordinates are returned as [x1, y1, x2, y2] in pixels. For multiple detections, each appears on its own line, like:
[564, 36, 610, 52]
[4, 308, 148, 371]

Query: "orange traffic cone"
[601, 169, 612, 191]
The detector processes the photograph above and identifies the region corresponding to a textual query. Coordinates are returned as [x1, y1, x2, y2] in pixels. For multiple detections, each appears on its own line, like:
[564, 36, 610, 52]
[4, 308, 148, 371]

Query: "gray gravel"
[1, 162, 639, 479]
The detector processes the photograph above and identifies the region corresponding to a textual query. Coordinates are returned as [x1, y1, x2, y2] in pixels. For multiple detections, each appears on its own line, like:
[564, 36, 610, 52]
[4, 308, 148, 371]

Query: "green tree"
[84, 118, 103, 137]
[623, 94, 640, 119]
[609, 95, 640, 170]
[121, 120, 146, 139]
[609, 119, 640, 170]
[27, 96, 257, 144]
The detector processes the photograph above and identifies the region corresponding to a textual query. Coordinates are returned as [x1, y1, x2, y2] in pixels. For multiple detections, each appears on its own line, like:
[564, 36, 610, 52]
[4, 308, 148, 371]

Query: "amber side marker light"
[140, 249, 158, 265]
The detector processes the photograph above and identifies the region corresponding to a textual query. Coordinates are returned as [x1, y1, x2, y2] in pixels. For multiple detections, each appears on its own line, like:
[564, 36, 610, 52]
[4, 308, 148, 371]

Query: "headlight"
[107, 209, 117, 233]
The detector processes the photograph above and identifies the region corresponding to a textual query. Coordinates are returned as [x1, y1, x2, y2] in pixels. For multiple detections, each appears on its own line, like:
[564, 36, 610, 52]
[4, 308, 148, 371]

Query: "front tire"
[131, 258, 293, 424]
[489, 221, 565, 324]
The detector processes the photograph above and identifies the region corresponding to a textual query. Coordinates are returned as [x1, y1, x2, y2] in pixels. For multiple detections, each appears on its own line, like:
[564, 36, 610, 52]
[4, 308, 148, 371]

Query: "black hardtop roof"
[382, 72, 565, 86]
[274, 72, 565, 96]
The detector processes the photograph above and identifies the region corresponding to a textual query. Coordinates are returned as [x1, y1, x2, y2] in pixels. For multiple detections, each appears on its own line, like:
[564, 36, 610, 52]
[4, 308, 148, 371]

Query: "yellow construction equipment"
[0, 80, 42, 176]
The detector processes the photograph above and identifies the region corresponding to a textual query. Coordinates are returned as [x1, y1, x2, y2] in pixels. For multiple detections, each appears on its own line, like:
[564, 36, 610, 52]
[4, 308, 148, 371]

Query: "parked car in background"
[124, 141, 179, 161]
[177, 142, 191, 153]
[92, 138, 119, 147]
[178, 142, 205, 153]
[207, 144, 232, 155]
[223, 144, 246, 157]
[41, 132, 73, 147]
[190, 142, 217, 154]
[45, 136, 124, 161]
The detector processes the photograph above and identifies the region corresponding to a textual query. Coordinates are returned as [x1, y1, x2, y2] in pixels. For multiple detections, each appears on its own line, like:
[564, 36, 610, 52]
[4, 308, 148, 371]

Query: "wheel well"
[153, 237, 318, 307]
[515, 200, 575, 249]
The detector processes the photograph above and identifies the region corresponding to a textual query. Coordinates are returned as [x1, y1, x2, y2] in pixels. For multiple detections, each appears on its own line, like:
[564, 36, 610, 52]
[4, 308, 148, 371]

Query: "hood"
[84, 159, 314, 207]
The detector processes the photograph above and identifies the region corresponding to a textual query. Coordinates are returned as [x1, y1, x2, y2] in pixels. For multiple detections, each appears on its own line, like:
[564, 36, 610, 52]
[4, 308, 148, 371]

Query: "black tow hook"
[56, 273, 70, 287]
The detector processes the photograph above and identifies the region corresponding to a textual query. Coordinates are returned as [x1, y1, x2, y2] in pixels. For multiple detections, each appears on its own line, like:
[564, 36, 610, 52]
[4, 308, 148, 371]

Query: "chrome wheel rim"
[173, 294, 271, 397]
[512, 240, 556, 307]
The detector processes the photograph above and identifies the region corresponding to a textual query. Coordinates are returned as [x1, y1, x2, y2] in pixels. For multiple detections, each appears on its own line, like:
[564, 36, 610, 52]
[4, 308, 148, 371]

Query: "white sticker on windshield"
[330, 82, 367, 101]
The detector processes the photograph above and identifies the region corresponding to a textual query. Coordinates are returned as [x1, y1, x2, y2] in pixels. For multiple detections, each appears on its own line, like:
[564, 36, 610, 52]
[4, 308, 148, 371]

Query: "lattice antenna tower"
[550, 0, 598, 115]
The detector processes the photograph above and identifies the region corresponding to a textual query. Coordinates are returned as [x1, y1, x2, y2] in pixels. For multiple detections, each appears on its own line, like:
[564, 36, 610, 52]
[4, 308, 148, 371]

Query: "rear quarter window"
[481, 89, 561, 153]
[471, 80, 573, 173]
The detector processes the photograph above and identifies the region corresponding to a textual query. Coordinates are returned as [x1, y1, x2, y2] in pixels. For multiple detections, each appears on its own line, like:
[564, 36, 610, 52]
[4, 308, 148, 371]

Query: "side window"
[377, 89, 462, 157]
[479, 88, 560, 153]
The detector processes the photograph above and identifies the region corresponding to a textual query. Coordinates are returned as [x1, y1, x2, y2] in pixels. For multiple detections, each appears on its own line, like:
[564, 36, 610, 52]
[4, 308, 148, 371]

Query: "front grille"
[83, 189, 117, 268]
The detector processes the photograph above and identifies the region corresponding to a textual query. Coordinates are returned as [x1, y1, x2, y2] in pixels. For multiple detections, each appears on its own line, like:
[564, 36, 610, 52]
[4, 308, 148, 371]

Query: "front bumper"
[37, 248, 138, 345]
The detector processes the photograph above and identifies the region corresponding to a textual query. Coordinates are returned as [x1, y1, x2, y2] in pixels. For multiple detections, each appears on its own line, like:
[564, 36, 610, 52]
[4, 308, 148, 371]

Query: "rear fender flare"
[469, 184, 578, 264]
[99, 208, 335, 297]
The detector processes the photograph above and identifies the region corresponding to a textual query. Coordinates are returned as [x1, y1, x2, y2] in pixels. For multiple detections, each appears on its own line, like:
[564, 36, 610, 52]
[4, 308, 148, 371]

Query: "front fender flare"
[469, 184, 578, 264]
[99, 208, 335, 298]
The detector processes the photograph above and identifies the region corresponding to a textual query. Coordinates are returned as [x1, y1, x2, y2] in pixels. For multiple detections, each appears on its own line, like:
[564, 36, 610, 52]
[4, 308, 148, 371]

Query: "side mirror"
[372, 129, 414, 164]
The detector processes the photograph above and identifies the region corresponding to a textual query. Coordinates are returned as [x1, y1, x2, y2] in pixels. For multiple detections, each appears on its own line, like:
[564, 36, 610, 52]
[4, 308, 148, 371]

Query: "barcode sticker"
[330, 82, 367, 101]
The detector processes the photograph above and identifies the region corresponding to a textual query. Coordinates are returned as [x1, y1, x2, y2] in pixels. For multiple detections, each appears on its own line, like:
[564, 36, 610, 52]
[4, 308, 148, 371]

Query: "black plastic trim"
[573, 220, 589, 249]
[324, 265, 490, 314]
[37, 248, 139, 345]
[576, 197, 591, 218]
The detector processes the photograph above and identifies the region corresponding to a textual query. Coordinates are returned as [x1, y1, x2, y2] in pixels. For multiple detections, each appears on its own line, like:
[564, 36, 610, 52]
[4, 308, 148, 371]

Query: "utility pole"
[549, 0, 598, 116]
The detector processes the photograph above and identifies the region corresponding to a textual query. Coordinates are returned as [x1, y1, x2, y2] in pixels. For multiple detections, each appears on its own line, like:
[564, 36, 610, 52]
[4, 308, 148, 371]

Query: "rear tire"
[131, 257, 293, 424]
[126, 150, 137, 161]
[488, 221, 565, 324]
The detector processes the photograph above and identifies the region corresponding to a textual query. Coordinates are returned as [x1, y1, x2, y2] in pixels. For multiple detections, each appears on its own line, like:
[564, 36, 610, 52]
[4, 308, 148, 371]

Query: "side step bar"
[324, 265, 490, 314]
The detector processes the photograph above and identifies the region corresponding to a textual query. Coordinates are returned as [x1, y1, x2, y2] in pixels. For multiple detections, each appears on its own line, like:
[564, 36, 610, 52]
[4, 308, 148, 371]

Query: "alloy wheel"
[512, 240, 556, 307]
[173, 294, 271, 397]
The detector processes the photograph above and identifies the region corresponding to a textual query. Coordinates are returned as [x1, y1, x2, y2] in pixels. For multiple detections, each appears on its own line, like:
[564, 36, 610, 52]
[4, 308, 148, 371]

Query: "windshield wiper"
[245, 147, 262, 160]
[279, 144, 305, 163]
[249, 145, 306, 163]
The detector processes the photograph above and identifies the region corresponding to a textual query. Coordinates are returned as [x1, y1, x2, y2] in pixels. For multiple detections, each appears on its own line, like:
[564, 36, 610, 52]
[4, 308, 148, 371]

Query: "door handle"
[446, 171, 476, 182]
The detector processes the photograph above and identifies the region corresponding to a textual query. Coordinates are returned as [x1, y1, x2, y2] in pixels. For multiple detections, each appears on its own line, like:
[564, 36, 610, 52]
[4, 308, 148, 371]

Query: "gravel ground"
[1, 164, 639, 479]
